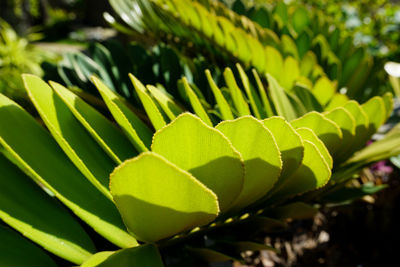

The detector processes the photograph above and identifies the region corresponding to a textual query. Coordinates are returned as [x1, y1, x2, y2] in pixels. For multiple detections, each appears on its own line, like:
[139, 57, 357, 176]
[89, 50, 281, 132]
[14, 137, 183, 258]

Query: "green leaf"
[252, 69, 274, 117]
[223, 68, 251, 116]
[262, 116, 304, 186]
[216, 116, 282, 210]
[325, 93, 349, 111]
[362, 96, 386, 137]
[324, 107, 356, 161]
[50, 81, 136, 165]
[270, 140, 331, 199]
[342, 100, 369, 155]
[147, 84, 184, 120]
[92, 76, 152, 152]
[266, 73, 297, 121]
[347, 125, 400, 165]
[296, 127, 332, 169]
[236, 64, 264, 118]
[281, 35, 299, 60]
[130, 74, 166, 130]
[82, 245, 164, 267]
[264, 46, 283, 82]
[181, 77, 213, 126]
[281, 56, 300, 91]
[291, 112, 342, 155]
[293, 85, 323, 112]
[0, 94, 137, 248]
[152, 113, 244, 212]
[23, 75, 115, 200]
[382, 92, 394, 119]
[110, 152, 219, 242]
[0, 226, 57, 267]
[0, 154, 94, 264]
[312, 76, 336, 106]
[292, 7, 310, 33]
[205, 69, 234, 120]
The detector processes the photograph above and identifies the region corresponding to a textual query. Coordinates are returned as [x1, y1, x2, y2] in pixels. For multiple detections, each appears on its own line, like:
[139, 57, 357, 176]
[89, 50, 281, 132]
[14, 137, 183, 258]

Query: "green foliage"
[1, 68, 398, 265]
[0, 19, 49, 102]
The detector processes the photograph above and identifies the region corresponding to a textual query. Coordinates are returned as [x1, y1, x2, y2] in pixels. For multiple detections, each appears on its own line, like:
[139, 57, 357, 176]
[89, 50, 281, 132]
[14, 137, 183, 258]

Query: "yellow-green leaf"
[216, 116, 282, 210]
[205, 69, 234, 120]
[181, 77, 213, 126]
[130, 74, 166, 130]
[50, 81, 136, 165]
[110, 152, 219, 242]
[23, 75, 115, 200]
[92, 76, 152, 152]
[152, 113, 244, 212]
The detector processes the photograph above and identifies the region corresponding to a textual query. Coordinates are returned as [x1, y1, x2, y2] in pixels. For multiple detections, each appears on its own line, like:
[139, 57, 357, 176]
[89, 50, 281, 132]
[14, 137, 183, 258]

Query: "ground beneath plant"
[229, 170, 400, 267]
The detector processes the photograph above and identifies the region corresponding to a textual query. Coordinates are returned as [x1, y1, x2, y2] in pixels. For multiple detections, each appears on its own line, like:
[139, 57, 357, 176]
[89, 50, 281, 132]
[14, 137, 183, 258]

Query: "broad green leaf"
[292, 7, 310, 33]
[248, 37, 266, 72]
[130, 74, 166, 130]
[287, 92, 307, 117]
[262, 117, 304, 191]
[0, 226, 57, 267]
[300, 51, 317, 77]
[147, 84, 184, 120]
[82, 245, 164, 267]
[271, 140, 331, 199]
[342, 100, 369, 155]
[205, 69, 234, 120]
[347, 125, 400, 165]
[110, 152, 219, 242]
[236, 64, 264, 118]
[312, 76, 336, 106]
[181, 77, 213, 126]
[0, 154, 94, 264]
[340, 47, 365, 87]
[216, 116, 282, 210]
[281, 35, 299, 60]
[293, 85, 323, 112]
[296, 127, 333, 169]
[291, 112, 342, 154]
[23, 75, 115, 200]
[152, 113, 244, 212]
[266, 73, 297, 121]
[362, 96, 386, 137]
[252, 69, 274, 117]
[296, 31, 311, 59]
[92, 76, 152, 152]
[382, 92, 394, 119]
[324, 107, 356, 161]
[0, 94, 137, 248]
[265, 46, 283, 81]
[233, 30, 252, 64]
[223, 68, 251, 116]
[281, 56, 300, 91]
[50, 81, 136, 165]
[325, 93, 349, 111]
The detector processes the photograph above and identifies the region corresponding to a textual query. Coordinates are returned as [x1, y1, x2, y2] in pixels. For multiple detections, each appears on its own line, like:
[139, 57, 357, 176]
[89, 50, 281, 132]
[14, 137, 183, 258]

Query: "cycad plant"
[1, 64, 399, 265]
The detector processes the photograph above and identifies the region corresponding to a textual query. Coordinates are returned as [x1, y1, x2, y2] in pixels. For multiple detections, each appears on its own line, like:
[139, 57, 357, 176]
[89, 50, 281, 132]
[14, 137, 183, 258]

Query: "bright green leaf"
[152, 113, 244, 212]
[110, 152, 219, 242]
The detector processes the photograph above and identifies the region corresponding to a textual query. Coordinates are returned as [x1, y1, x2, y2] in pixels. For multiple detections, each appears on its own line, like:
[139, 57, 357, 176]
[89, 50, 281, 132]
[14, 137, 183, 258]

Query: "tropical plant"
[1, 65, 399, 265]
[105, 0, 393, 103]
[0, 19, 51, 104]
